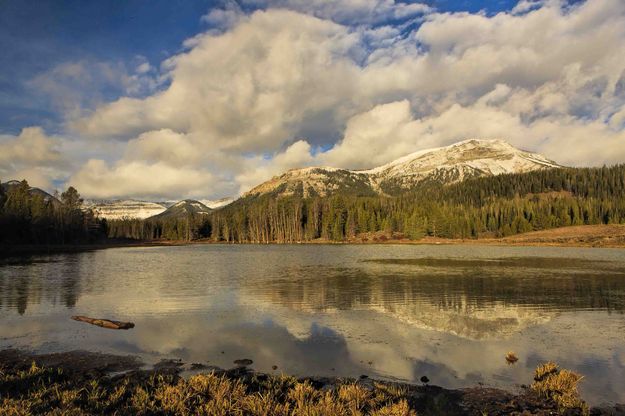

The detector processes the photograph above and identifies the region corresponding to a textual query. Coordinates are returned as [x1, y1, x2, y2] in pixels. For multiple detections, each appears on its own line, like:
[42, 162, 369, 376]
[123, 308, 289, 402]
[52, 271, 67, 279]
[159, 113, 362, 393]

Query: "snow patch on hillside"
[245, 139, 561, 198]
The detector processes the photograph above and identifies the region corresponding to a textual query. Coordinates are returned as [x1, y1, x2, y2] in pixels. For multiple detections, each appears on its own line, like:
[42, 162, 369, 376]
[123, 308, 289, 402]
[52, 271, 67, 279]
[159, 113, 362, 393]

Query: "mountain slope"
[1, 180, 61, 207]
[200, 197, 235, 209]
[150, 199, 212, 220]
[244, 139, 560, 198]
[84, 200, 168, 220]
[246, 167, 375, 198]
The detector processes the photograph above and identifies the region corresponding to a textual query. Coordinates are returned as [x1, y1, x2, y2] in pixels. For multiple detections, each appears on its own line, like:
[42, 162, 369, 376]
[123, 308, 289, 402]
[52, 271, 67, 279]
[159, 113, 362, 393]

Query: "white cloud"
[235, 140, 315, 194]
[512, 0, 546, 15]
[0, 127, 67, 189]
[29, 60, 163, 121]
[37, 0, 625, 198]
[241, 0, 431, 25]
[320, 100, 423, 169]
[68, 159, 219, 201]
[71, 9, 365, 151]
[321, 91, 625, 170]
[124, 129, 203, 166]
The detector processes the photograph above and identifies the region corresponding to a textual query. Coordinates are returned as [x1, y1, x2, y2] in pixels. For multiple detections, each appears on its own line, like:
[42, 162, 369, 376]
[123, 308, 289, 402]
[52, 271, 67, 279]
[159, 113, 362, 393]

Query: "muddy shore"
[1, 349, 622, 415]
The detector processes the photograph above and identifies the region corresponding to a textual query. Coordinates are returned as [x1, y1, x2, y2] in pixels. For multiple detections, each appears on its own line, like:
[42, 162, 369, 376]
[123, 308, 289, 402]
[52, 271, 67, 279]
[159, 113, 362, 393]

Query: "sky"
[0, 0, 624, 201]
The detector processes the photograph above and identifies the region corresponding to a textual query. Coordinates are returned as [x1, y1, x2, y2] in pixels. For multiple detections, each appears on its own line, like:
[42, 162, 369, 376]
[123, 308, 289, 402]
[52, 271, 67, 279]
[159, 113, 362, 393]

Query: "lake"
[1, 244, 624, 405]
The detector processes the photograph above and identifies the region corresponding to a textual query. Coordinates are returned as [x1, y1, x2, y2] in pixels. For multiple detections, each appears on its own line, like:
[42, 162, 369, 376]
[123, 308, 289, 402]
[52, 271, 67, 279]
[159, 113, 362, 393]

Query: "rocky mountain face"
[84, 200, 168, 220]
[244, 139, 560, 198]
[85, 197, 234, 220]
[149, 199, 212, 220]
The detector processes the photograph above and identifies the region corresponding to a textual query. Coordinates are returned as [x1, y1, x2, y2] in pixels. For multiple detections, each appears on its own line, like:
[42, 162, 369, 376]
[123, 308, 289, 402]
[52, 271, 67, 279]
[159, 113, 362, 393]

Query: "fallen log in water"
[71, 315, 135, 330]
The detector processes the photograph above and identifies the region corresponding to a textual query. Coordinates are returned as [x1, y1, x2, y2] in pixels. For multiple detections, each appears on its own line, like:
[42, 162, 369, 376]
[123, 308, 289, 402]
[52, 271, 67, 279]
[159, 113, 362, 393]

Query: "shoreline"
[1, 348, 618, 415]
[2, 224, 625, 257]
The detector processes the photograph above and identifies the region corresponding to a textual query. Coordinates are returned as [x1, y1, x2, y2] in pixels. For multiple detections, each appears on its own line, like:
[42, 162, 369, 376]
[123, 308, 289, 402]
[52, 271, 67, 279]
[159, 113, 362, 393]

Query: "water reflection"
[1, 245, 624, 404]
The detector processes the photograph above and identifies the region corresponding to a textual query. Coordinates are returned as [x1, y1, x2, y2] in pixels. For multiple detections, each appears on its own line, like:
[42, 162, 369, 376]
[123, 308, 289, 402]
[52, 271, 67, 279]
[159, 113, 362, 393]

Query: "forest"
[0, 180, 104, 245]
[105, 164, 625, 243]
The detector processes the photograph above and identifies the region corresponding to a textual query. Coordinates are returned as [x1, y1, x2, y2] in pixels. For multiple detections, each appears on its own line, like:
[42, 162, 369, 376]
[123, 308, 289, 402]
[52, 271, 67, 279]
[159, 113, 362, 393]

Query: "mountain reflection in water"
[1, 244, 624, 405]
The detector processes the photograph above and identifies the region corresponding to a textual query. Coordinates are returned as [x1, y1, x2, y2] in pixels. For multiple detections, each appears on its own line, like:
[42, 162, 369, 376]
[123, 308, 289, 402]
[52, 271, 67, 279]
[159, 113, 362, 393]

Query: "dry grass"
[0, 358, 596, 415]
[0, 362, 416, 415]
[531, 362, 589, 415]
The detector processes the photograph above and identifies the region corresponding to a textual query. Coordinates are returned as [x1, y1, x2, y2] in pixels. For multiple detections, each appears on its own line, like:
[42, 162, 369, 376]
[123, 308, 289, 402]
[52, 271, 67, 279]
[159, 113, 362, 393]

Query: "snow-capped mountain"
[149, 199, 212, 220]
[199, 197, 235, 209]
[244, 139, 560, 198]
[84, 200, 167, 220]
[83, 197, 233, 220]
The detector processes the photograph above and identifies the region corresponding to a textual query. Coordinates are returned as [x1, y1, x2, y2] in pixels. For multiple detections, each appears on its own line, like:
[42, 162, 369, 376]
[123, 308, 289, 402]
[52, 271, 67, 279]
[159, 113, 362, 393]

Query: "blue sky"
[0, 1, 217, 133]
[0, 0, 624, 200]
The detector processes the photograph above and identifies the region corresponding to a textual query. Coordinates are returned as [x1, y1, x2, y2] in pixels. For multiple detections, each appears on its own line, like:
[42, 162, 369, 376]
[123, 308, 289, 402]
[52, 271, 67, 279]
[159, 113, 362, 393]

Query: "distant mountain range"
[83, 197, 234, 220]
[3, 139, 562, 220]
[83, 199, 169, 220]
[244, 139, 560, 198]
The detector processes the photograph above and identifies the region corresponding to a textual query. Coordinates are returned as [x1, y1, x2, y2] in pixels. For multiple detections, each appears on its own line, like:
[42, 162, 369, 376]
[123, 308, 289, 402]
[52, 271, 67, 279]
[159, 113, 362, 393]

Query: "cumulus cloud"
[124, 129, 203, 166]
[0, 127, 68, 189]
[71, 9, 365, 149]
[235, 140, 315, 193]
[68, 159, 220, 201]
[321, 93, 625, 170]
[29, 0, 625, 198]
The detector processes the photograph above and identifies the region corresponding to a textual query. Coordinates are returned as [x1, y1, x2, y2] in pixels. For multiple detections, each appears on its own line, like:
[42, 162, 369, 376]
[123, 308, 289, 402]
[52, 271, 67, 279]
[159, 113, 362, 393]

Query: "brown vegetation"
[0, 349, 607, 416]
[531, 362, 588, 415]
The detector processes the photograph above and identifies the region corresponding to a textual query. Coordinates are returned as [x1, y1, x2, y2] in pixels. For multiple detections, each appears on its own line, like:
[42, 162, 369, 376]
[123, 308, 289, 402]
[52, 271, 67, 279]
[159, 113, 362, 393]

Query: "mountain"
[84, 199, 167, 220]
[200, 197, 235, 209]
[1, 180, 61, 207]
[77, 197, 233, 220]
[244, 139, 560, 198]
[149, 199, 212, 220]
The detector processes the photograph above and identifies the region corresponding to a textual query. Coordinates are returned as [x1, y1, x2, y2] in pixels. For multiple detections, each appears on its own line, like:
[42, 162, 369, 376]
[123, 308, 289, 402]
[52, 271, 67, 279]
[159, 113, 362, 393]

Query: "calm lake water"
[1, 244, 625, 405]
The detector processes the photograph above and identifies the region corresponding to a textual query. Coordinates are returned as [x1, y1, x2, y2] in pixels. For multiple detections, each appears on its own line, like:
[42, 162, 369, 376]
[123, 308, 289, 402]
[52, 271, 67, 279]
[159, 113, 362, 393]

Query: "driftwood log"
[71, 315, 135, 330]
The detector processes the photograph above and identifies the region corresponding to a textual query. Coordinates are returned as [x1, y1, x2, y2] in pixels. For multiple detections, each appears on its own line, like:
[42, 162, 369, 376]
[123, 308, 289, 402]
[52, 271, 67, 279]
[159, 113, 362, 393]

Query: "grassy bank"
[0, 349, 610, 415]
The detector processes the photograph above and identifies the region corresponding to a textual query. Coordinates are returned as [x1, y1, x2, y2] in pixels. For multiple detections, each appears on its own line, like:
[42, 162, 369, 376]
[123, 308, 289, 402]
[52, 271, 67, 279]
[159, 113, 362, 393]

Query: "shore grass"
[1, 354, 599, 416]
[531, 362, 588, 415]
[0, 362, 416, 416]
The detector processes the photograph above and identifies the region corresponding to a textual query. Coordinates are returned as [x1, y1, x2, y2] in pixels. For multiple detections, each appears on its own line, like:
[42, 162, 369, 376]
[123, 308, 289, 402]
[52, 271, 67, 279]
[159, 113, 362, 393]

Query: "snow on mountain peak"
[245, 139, 560, 198]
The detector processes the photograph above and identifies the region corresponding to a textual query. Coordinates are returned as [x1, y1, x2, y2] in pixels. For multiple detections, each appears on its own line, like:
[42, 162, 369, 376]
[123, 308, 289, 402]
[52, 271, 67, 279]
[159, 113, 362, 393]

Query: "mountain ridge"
[244, 139, 560, 198]
[149, 199, 212, 220]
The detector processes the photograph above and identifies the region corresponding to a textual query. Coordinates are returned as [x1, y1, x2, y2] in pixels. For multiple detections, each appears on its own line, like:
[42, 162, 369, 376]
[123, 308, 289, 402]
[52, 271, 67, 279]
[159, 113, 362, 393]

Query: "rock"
[71, 315, 134, 330]
[190, 363, 209, 370]
[271, 365, 278, 370]
[233, 358, 253, 367]
[154, 359, 184, 371]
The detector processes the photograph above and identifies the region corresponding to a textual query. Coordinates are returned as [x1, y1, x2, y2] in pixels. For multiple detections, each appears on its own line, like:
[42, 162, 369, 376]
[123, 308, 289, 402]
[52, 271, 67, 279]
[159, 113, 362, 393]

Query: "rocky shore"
[2, 349, 623, 415]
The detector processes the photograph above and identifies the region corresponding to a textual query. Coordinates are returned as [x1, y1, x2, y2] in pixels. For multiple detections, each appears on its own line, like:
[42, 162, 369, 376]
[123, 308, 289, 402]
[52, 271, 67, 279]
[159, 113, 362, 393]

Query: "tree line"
[106, 164, 625, 243]
[0, 180, 105, 245]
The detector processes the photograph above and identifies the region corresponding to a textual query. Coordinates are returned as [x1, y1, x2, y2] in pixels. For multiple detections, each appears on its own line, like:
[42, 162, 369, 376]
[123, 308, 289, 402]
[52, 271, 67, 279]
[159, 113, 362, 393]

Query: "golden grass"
[531, 362, 589, 415]
[0, 359, 595, 415]
[0, 362, 417, 415]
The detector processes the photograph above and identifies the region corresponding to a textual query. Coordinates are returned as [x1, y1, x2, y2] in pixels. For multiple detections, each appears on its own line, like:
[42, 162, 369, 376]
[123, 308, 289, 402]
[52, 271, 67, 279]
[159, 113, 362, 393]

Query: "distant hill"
[1, 180, 61, 208]
[149, 199, 212, 220]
